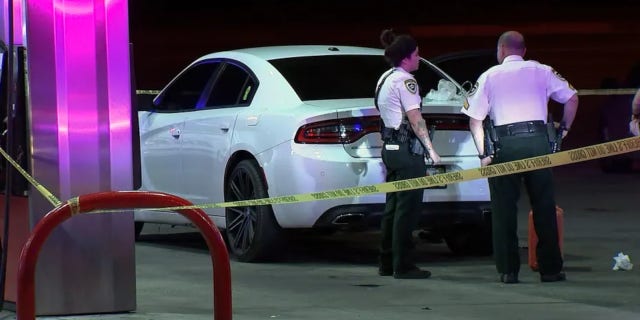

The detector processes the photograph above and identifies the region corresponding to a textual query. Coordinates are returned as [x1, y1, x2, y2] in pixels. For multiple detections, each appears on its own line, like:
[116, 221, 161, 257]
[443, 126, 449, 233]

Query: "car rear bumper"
[313, 201, 492, 230]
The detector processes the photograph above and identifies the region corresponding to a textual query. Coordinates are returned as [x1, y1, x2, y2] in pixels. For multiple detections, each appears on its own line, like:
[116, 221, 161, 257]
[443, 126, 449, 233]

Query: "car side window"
[205, 63, 255, 108]
[155, 62, 219, 112]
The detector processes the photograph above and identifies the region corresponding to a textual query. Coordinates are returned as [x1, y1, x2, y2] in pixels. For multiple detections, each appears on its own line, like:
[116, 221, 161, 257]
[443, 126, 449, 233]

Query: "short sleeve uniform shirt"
[461, 55, 577, 126]
[377, 67, 421, 129]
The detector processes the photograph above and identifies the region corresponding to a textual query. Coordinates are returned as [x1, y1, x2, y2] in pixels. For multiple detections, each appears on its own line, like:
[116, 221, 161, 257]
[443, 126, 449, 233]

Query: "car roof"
[197, 45, 384, 61]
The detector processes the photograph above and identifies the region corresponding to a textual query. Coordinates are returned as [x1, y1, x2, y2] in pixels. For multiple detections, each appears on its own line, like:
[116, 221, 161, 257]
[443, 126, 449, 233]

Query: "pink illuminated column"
[0, 0, 24, 45]
[21, 0, 136, 316]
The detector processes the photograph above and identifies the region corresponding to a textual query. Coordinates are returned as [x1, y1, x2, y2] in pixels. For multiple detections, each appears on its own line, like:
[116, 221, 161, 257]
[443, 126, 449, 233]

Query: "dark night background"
[128, 0, 640, 91]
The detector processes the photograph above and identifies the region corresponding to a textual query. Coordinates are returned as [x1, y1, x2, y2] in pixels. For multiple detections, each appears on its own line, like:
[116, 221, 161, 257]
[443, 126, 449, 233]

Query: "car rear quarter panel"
[261, 141, 388, 227]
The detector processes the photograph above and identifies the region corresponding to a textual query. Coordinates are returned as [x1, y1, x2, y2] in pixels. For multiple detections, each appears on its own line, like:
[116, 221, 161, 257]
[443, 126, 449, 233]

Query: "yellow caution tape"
[135, 88, 637, 98]
[131, 87, 634, 133]
[116, 136, 640, 212]
[135, 89, 160, 95]
[0, 147, 62, 207]
[577, 88, 637, 96]
[1, 136, 639, 213]
[0, 87, 630, 213]
[68, 197, 81, 215]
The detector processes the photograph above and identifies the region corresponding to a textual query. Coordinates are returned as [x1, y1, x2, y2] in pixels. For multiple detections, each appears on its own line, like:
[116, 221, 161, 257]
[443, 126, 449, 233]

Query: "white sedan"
[135, 45, 492, 262]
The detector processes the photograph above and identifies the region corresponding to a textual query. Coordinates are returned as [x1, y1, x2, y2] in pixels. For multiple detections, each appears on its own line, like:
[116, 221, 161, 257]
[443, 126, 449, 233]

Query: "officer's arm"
[406, 109, 439, 162]
[632, 88, 640, 119]
[469, 117, 485, 156]
[470, 118, 493, 166]
[561, 93, 579, 137]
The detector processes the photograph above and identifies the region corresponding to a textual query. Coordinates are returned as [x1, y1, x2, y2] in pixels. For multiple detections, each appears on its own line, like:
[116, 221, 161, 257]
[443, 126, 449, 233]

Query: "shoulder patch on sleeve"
[552, 68, 567, 82]
[552, 68, 575, 90]
[404, 79, 418, 94]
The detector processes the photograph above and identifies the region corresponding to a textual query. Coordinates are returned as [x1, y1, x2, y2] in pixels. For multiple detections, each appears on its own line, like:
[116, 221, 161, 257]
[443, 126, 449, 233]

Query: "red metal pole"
[16, 191, 231, 320]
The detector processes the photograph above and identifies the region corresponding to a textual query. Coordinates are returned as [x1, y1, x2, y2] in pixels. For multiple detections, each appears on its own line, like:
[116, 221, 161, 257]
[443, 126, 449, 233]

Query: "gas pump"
[0, 0, 137, 316]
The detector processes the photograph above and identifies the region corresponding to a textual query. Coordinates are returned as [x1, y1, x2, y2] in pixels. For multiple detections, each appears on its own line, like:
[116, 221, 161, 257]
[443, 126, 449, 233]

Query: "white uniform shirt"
[376, 67, 421, 129]
[462, 55, 577, 126]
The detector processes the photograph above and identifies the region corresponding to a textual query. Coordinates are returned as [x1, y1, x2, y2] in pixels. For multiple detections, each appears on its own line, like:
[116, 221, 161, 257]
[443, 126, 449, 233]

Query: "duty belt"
[382, 129, 410, 143]
[381, 124, 412, 143]
[494, 120, 547, 138]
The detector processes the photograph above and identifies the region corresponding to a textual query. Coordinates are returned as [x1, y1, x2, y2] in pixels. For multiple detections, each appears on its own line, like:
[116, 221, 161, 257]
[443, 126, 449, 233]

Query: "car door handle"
[170, 128, 181, 139]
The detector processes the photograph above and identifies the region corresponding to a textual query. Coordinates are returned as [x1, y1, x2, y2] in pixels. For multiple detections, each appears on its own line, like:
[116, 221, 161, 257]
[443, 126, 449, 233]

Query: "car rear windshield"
[269, 55, 390, 101]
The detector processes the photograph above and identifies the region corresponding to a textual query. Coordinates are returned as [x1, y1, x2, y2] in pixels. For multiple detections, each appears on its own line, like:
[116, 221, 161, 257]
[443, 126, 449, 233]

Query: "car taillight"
[295, 116, 381, 144]
[294, 114, 469, 144]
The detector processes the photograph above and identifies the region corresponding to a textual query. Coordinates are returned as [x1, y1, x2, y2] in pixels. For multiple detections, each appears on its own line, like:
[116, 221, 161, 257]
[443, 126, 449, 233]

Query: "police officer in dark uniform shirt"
[462, 31, 579, 283]
[376, 29, 441, 279]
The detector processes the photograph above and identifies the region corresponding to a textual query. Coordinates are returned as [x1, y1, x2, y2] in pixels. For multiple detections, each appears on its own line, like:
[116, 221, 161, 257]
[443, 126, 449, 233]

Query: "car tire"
[225, 159, 284, 262]
[444, 224, 493, 256]
[134, 221, 144, 240]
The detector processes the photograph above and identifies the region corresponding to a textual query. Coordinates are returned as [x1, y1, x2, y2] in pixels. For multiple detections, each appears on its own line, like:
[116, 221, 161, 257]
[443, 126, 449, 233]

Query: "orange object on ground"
[528, 206, 564, 271]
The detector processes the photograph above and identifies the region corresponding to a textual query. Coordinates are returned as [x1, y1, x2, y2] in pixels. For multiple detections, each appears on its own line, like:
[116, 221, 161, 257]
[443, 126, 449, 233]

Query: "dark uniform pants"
[489, 133, 563, 275]
[380, 141, 426, 272]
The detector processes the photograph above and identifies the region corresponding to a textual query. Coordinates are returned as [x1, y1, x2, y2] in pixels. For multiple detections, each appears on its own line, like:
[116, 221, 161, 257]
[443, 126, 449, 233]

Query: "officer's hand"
[480, 156, 493, 167]
[428, 149, 441, 165]
[553, 122, 569, 139]
[630, 119, 640, 136]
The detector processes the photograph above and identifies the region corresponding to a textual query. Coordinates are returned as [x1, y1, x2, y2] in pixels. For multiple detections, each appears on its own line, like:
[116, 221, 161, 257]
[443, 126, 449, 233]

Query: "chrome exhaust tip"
[331, 213, 365, 225]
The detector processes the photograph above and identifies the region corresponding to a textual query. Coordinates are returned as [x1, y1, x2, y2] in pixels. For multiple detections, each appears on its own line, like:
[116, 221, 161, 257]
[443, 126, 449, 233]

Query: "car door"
[180, 61, 258, 216]
[138, 61, 221, 199]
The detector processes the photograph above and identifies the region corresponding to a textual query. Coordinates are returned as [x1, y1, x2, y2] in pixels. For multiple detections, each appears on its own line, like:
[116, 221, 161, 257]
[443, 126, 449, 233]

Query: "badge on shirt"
[404, 79, 418, 94]
[462, 98, 469, 110]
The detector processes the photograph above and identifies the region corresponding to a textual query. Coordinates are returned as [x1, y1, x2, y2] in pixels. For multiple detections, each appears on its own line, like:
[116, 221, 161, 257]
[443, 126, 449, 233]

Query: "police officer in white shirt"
[376, 29, 440, 279]
[462, 30, 578, 284]
[630, 88, 640, 136]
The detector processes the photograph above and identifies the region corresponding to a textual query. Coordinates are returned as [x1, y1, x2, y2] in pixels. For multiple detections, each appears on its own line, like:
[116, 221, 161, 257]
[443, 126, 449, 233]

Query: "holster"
[382, 119, 434, 161]
[409, 136, 425, 156]
[482, 117, 498, 157]
[410, 123, 437, 165]
[380, 125, 395, 141]
[381, 120, 412, 143]
[547, 115, 565, 153]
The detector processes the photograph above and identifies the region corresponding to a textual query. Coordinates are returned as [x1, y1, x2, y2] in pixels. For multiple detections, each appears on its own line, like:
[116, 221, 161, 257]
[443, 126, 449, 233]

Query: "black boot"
[378, 253, 393, 276]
